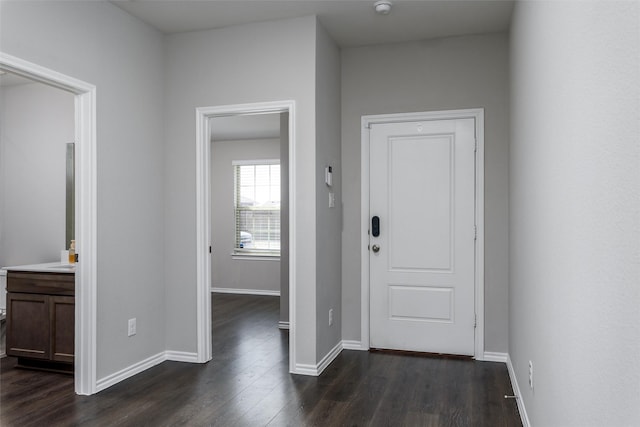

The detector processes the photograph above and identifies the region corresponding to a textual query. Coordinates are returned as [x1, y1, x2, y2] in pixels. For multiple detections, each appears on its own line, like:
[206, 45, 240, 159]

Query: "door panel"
[388, 134, 453, 271]
[388, 285, 453, 322]
[369, 118, 476, 356]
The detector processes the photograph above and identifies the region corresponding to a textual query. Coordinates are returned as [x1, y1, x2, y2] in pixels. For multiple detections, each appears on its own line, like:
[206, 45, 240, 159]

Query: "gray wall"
[0, 82, 74, 267]
[0, 1, 167, 379]
[210, 137, 280, 293]
[315, 22, 342, 359]
[340, 33, 510, 353]
[509, 1, 640, 425]
[163, 16, 320, 365]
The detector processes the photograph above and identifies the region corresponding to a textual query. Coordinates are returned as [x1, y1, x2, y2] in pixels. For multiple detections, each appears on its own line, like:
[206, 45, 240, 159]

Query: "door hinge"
[474, 225, 477, 240]
[474, 314, 477, 328]
[474, 138, 478, 153]
[368, 244, 370, 251]
[209, 246, 212, 254]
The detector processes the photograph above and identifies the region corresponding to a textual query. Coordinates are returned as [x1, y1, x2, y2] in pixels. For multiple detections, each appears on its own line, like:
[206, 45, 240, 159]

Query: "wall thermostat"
[325, 166, 333, 187]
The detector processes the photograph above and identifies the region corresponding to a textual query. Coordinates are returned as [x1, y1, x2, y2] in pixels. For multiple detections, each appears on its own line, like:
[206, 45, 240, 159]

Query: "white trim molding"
[97, 352, 166, 392]
[195, 100, 297, 372]
[0, 52, 98, 396]
[507, 354, 531, 427]
[316, 341, 342, 375]
[342, 340, 366, 351]
[482, 351, 509, 363]
[165, 351, 199, 363]
[96, 351, 199, 392]
[295, 341, 342, 376]
[230, 254, 280, 261]
[360, 109, 485, 359]
[211, 287, 280, 297]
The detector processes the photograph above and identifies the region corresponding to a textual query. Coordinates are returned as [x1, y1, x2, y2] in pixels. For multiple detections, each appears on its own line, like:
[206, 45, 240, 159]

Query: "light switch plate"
[128, 318, 136, 337]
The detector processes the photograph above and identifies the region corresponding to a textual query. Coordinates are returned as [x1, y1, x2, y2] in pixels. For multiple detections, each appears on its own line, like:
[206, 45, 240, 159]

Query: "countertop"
[3, 262, 76, 274]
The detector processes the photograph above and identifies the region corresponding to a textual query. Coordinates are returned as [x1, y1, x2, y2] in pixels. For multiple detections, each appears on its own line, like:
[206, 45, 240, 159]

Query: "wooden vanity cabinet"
[6, 270, 75, 370]
[6, 292, 50, 360]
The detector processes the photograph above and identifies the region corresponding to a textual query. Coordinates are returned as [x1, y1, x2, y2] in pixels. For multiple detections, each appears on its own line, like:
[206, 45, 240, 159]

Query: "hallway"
[1, 293, 520, 426]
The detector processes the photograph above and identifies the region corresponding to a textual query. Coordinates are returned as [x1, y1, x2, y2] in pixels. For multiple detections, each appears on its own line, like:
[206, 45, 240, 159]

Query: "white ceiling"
[111, 1, 513, 138]
[111, 0, 514, 48]
[3, 2, 513, 138]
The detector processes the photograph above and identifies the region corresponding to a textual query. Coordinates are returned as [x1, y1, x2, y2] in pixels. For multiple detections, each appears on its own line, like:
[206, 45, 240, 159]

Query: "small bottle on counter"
[68, 240, 76, 264]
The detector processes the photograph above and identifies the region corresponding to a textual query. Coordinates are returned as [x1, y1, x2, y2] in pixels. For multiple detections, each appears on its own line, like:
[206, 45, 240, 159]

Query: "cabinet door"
[51, 296, 75, 363]
[6, 293, 50, 360]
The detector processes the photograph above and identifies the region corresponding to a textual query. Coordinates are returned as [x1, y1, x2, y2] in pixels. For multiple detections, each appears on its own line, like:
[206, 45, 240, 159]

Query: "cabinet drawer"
[7, 271, 74, 296]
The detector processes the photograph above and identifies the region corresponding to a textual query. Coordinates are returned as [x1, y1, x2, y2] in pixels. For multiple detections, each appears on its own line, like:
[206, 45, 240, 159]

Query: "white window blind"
[234, 161, 280, 255]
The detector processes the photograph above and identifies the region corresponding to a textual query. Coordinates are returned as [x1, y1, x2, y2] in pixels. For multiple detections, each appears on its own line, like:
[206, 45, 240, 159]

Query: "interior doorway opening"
[0, 52, 97, 395]
[209, 112, 289, 356]
[195, 101, 297, 372]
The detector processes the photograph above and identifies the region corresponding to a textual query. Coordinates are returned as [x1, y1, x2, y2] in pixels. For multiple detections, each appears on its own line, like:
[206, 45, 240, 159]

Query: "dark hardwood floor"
[1, 294, 521, 426]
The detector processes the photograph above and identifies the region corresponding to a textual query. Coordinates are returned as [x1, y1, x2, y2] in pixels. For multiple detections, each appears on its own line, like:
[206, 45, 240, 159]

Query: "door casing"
[360, 108, 485, 359]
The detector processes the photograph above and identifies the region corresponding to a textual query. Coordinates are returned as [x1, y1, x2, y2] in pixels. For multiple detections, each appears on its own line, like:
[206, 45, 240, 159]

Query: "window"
[233, 160, 280, 256]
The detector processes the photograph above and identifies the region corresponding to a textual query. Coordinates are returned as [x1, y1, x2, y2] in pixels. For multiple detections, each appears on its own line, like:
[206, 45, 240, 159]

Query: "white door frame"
[360, 108, 485, 359]
[195, 100, 298, 370]
[0, 52, 98, 394]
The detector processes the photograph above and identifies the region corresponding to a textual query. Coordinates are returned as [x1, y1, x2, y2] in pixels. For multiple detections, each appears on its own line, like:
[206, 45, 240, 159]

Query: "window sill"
[231, 253, 280, 261]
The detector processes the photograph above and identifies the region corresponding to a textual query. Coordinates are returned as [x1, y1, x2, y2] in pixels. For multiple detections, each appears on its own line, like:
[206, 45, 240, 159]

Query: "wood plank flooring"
[1, 294, 521, 426]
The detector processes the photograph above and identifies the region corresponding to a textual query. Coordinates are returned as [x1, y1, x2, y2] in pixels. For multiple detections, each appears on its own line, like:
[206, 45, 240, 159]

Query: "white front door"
[369, 117, 476, 356]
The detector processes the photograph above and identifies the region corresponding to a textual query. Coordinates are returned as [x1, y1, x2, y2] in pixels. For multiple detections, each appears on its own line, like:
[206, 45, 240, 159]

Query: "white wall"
[341, 33, 510, 352]
[509, 1, 640, 425]
[0, 1, 166, 380]
[0, 82, 74, 267]
[163, 16, 320, 366]
[315, 22, 342, 359]
[210, 137, 280, 293]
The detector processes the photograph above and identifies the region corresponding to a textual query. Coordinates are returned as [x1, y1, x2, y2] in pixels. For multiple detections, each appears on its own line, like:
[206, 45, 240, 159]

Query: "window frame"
[232, 159, 281, 258]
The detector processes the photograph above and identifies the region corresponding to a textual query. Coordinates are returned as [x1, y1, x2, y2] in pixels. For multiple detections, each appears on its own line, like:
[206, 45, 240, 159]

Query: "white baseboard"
[166, 351, 199, 363]
[211, 287, 280, 297]
[483, 351, 508, 363]
[292, 363, 318, 376]
[342, 340, 366, 350]
[294, 341, 343, 376]
[96, 350, 200, 392]
[96, 351, 166, 392]
[316, 341, 342, 375]
[507, 354, 531, 427]
[278, 321, 290, 330]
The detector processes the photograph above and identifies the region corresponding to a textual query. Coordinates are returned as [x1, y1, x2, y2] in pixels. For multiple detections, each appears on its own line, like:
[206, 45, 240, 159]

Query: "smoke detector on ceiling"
[374, 0, 393, 15]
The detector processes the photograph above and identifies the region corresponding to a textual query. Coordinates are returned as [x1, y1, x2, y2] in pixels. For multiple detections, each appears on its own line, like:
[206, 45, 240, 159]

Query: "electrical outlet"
[128, 318, 137, 337]
[329, 309, 334, 326]
[528, 360, 534, 390]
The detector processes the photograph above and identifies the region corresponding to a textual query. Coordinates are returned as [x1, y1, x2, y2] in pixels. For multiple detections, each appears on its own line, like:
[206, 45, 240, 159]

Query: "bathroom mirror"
[66, 142, 75, 248]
